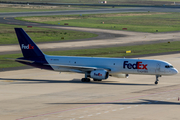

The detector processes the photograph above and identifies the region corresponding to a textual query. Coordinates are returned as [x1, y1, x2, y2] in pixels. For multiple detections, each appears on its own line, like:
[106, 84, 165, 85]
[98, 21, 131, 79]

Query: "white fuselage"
[45, 55, 178, 76]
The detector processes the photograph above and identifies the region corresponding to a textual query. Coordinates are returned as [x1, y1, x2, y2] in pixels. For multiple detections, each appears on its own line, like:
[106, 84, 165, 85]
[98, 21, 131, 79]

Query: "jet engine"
[90, 70, 109, 80]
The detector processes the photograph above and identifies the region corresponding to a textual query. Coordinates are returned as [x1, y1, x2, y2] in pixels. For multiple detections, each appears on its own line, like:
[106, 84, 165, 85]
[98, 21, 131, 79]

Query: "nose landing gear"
[155, 75, 161, 84]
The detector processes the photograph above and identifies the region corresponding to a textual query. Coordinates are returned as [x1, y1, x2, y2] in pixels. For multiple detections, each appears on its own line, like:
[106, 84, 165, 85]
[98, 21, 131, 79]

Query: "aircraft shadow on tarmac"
[47, 99, 180, 105]
[0, 78, 154, 86]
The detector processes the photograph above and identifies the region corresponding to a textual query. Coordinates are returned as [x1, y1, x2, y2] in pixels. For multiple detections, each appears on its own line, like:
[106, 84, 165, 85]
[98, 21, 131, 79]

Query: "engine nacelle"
[111, 74, 129, 78]
[90, 70, 109, 80]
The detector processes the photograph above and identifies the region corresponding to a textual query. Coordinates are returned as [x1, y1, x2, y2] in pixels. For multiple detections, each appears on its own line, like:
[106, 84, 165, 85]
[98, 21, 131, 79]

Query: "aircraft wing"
[46, 64, 111, 72]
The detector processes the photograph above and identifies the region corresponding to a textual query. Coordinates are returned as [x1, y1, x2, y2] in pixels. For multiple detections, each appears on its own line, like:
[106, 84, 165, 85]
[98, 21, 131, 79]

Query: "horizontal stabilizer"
[7, 58, 34, 63]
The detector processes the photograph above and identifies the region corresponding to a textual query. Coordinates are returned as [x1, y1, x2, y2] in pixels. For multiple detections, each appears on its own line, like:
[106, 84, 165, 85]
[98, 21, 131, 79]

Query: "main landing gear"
[81, 78, 90, 82]
[81, 72, 91, 82]
[155, 75, 161, 84]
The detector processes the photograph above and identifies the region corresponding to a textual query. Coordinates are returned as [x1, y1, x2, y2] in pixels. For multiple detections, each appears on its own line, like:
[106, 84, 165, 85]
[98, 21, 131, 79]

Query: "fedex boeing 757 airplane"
[14, 28, 178, 84]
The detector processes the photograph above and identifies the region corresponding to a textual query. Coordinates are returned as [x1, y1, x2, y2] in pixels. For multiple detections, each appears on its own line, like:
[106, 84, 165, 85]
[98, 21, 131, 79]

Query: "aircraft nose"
[172, 68, 178, 75]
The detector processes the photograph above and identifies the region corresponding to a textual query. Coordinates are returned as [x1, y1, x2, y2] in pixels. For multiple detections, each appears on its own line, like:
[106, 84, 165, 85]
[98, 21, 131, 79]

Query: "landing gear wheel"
[155, 81, 158, 84]
[81, 78, 90, 82]
[81, 78, 85, 82]
[86, 78, 90, 82]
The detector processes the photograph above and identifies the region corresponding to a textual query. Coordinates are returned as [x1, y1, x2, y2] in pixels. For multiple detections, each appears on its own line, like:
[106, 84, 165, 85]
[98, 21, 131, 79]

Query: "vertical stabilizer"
[14, 28, 44, 58]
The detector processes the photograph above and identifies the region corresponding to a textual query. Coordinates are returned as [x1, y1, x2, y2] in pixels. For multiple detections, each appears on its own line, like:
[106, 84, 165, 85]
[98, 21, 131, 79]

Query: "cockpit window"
[165, 65, 173, 68]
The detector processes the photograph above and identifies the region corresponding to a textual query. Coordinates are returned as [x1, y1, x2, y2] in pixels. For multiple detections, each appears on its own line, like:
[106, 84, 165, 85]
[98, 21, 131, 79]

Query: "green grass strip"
[16, 12, 180, 33]
[0, 23, 97, 45]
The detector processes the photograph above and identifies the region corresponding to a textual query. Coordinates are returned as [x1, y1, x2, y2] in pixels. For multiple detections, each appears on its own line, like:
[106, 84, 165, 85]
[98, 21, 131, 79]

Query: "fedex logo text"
[21, 44, 34, 49]
[123, 61, 147, 70]
[94, 73, 102, 76]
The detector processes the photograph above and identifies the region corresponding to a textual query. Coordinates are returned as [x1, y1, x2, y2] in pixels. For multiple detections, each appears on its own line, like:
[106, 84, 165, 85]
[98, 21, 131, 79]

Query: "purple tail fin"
[14, 28, 44, 58]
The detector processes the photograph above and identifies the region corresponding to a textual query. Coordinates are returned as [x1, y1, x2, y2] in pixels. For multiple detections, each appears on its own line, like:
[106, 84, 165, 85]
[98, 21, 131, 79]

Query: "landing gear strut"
[155, 75, 161, 84]
[81, 72, 91, 82]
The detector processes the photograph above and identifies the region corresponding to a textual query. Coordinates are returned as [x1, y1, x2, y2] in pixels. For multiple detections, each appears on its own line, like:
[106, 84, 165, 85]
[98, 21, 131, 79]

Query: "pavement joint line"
[16, 88, 180, 120]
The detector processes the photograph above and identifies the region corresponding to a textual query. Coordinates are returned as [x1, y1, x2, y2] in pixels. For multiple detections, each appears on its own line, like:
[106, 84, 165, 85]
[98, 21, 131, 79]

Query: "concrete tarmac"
[0, 53, 180, 120]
